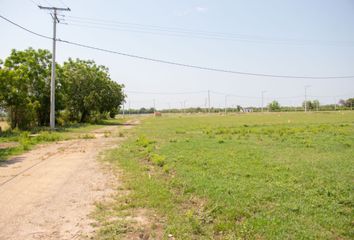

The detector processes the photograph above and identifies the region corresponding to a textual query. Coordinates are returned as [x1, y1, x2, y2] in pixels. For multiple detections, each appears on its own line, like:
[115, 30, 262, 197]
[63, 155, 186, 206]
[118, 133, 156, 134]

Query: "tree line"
[0, 48, 125, 130]
[122, 98, 353, 114]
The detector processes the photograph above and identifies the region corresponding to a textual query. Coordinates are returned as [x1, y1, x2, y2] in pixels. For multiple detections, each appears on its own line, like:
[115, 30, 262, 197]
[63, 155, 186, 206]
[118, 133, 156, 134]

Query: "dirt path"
[0, 121, 136, 240]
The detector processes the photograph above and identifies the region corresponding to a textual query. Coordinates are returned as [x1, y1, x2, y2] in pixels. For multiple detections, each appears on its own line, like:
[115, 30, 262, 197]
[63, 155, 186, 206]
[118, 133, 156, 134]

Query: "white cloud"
[175, 6, 208, 16]
[195, 6, 208, 13]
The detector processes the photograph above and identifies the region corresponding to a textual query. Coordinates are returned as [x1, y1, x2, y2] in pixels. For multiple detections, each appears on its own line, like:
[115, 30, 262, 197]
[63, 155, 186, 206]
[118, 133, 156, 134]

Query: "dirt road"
[0, 122, 134, 240]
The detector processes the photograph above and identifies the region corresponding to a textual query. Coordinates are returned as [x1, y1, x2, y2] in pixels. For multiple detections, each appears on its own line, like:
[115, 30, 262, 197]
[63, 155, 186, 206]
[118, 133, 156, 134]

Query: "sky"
[0, 0, 354, 109]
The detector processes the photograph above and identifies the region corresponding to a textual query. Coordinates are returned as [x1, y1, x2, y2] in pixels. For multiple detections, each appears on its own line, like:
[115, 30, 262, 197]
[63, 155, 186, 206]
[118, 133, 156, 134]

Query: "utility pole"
[304, 85, 311, 112]
[39, 5, 70, 129]
[128, 100, 131, 115]
[208, 90, 211, 113]
[153, 99, 156, 112]
[224, 95, 229, 115]
[261, 91, 267, 112]
[334, 98, 337, 111]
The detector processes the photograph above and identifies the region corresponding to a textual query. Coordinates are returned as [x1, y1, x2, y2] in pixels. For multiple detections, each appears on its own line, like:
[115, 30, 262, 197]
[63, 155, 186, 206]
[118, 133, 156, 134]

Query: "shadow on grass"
[96, 122, 125, 126]
[55, 119, 125, 131]
[0, 147, 24, 166]
[0, 131, 20, 138]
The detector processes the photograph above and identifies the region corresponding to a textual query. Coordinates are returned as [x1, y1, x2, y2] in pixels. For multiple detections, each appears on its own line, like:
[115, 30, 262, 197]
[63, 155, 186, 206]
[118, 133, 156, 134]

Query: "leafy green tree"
[62, 58, 124, 122]
[312, 100, 320, 110]
[302, 100, 320, 111]
[268, 100, 281, 112]
[0, 49, 125, 128]
[0, 48, 65, 129]
[303, 100, 312, 111]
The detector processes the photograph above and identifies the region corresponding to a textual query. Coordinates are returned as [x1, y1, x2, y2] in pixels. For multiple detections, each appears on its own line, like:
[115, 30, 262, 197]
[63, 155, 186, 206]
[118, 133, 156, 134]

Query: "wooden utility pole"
[39, 5, 70, 129]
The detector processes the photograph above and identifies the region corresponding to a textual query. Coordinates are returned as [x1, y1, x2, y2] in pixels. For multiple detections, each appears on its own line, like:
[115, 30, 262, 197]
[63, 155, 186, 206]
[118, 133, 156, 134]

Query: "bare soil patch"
[0, 121, 136, 240]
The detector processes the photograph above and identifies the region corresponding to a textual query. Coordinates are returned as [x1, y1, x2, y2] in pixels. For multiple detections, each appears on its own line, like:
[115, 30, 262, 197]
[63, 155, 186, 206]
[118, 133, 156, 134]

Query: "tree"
[62, 58, 125, 122]
[0, 49, 125, 128]
[312, 100, 320, 111]
[268, 100, 280, 112]
[339, 98, 354, 108]
[302, 100, 320, 111]
[236, 105, 242, 112]
[0, 48, 65, 129]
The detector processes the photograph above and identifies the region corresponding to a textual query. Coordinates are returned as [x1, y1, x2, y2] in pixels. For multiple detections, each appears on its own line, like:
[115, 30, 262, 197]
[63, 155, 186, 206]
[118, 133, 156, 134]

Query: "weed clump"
[80, 133, 95, 139]
[104, 131, 111, 138]
[149, 153, 166, 167]
[36, 132, 62, 142]
[136, 135, 155, 148]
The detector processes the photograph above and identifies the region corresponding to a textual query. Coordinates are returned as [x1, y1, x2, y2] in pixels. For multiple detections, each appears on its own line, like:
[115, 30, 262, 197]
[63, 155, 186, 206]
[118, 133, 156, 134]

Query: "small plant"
[104, 131, 111, 138]
[149, 153, 166, 167]
[136, 135, 155, 148]
[80, 133, 96, 139]
[186, 210, 203, 234]
[163, 164, 171, 173]
[20, 139, 31, 150]
[36, 132, 62, 142]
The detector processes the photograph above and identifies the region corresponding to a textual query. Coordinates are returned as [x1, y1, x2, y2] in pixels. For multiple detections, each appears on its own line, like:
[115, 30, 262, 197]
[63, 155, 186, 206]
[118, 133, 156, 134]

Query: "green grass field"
[100, 112, 354, 239]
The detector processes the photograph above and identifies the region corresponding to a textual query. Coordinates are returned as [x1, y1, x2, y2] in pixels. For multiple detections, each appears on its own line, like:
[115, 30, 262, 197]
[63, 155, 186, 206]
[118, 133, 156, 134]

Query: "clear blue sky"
[1, 0, 354, 109]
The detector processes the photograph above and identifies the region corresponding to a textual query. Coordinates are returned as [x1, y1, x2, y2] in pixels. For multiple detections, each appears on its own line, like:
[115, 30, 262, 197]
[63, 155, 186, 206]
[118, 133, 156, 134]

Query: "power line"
[57, 0, 69, 8]
[28, 0, 40, 7]
[0, 15, 52, 40]
[126, 90, 206, 95]
[62, 22, 268, 44]
[211, 91, 260, 99]
[42, 0, 54, 7]
[1, 14, 354, 80]
[308, 93, 354, 98]
[61, 18, 354, 47]
[210, 91, 304, 99]
[58, 40, 354, 79]
[63, 15, 354, 47]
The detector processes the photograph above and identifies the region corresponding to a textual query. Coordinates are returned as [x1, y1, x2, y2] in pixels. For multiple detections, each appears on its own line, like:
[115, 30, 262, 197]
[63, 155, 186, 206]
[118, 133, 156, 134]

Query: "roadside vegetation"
[0, 48, 125, 130]
[0, 118, 124, 162]
[98, 112, 354, 239]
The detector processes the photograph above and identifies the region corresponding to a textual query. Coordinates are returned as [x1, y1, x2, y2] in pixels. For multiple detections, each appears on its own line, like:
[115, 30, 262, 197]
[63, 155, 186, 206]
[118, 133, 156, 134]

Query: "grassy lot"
[0, 118, 124, 162]
[99, 112, 354, 239]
